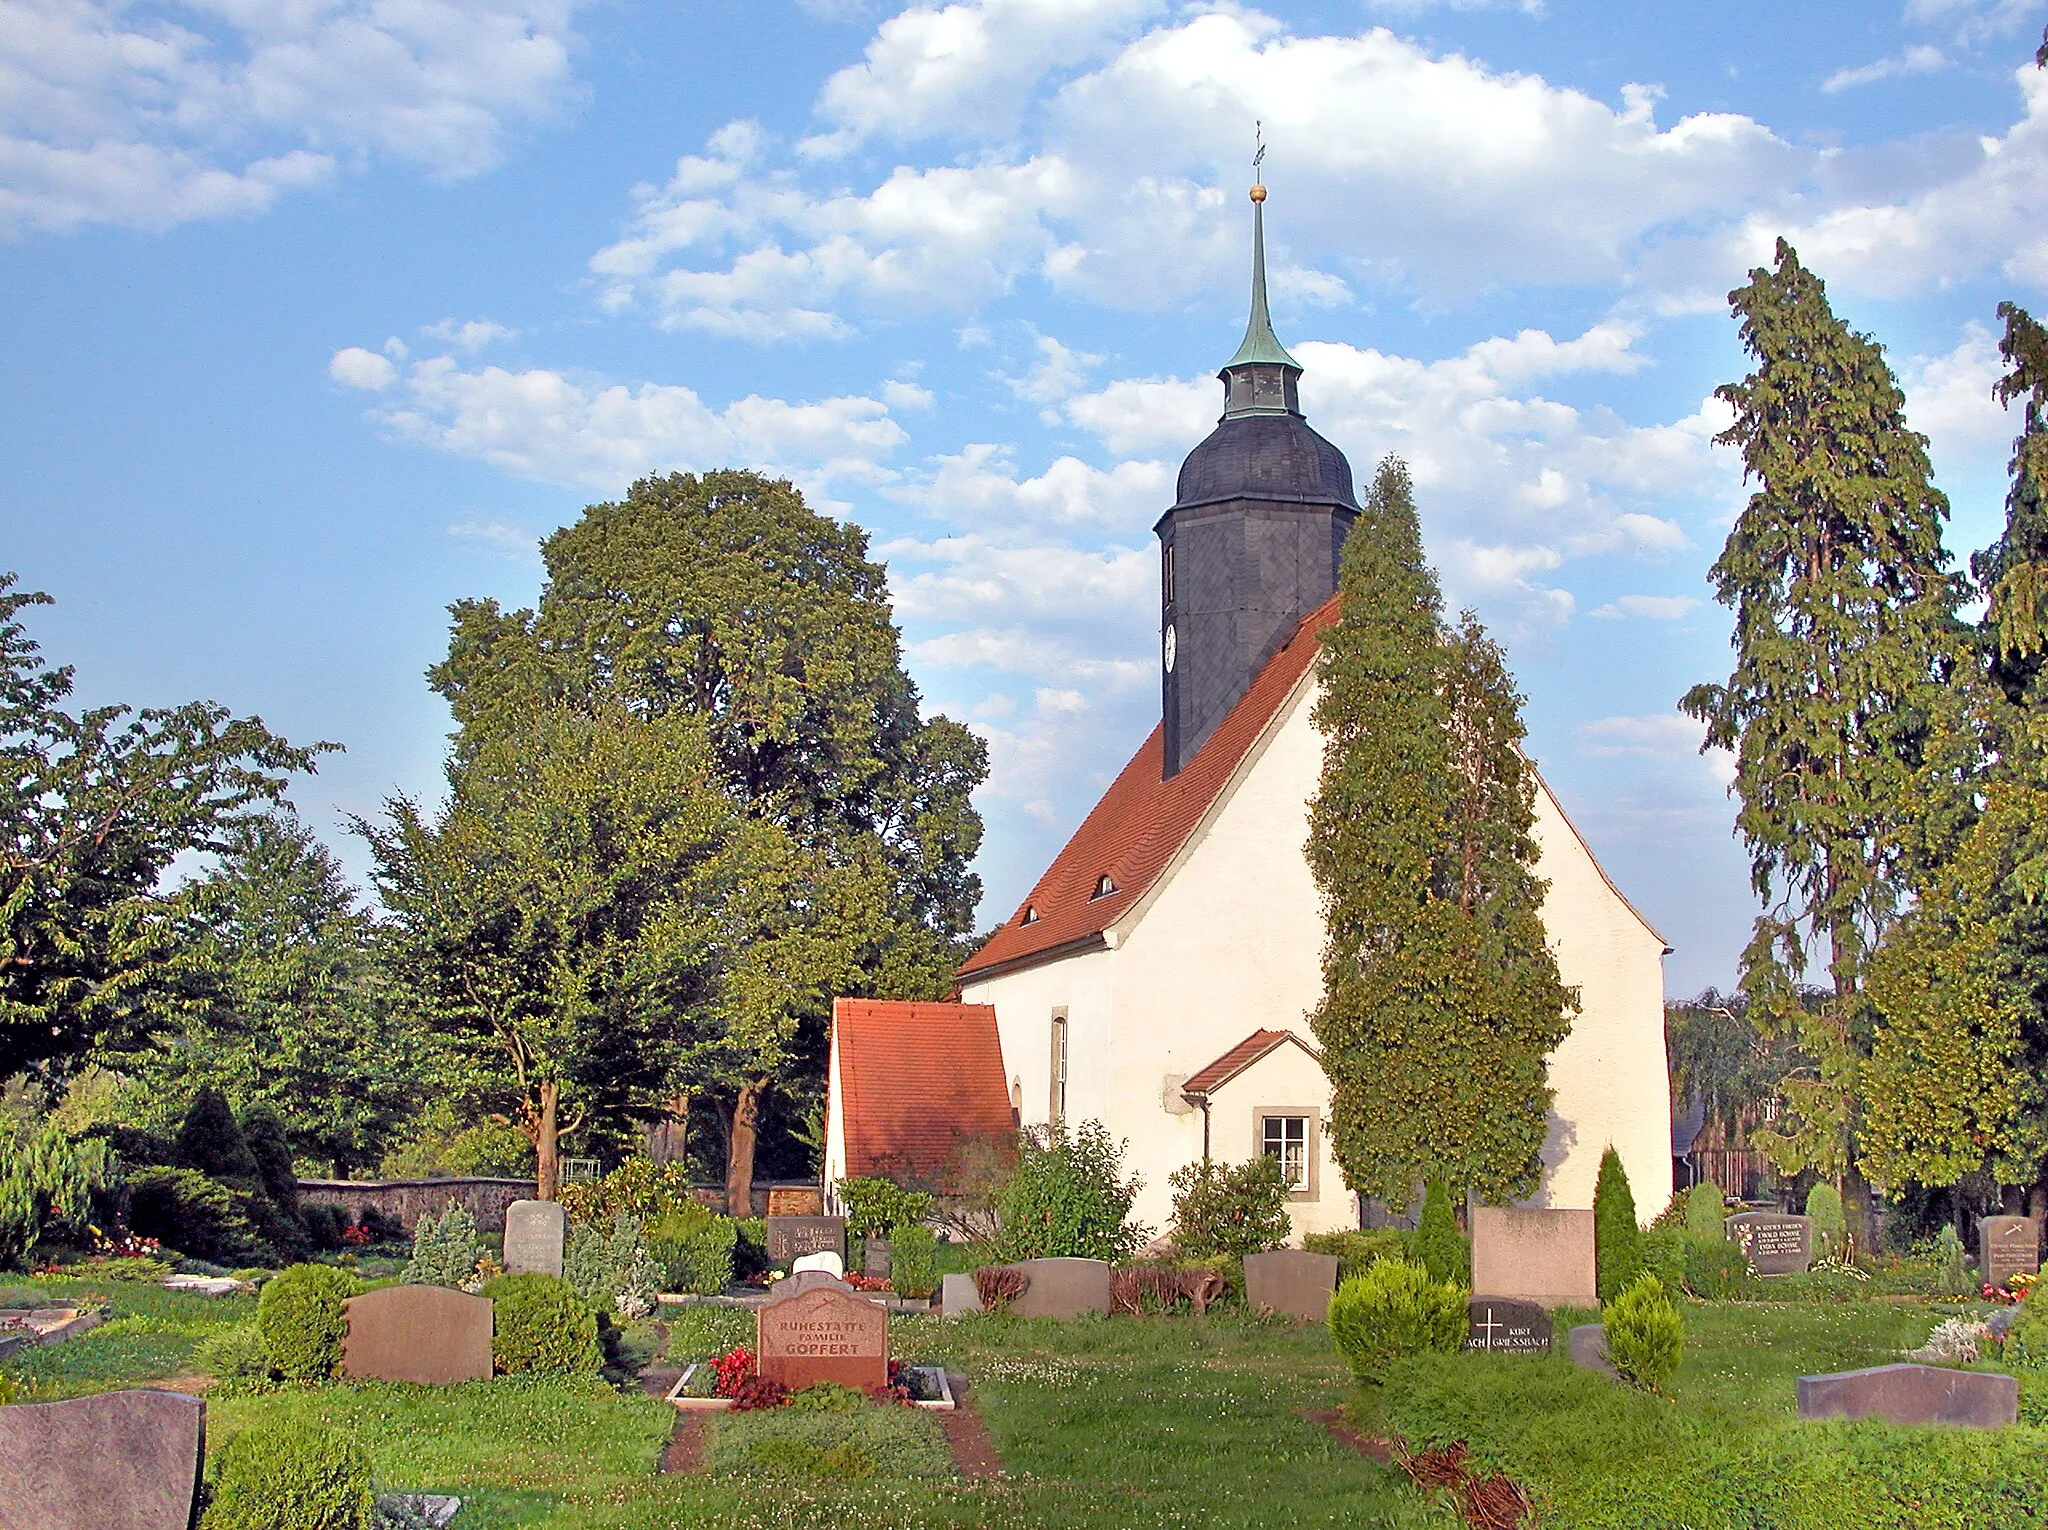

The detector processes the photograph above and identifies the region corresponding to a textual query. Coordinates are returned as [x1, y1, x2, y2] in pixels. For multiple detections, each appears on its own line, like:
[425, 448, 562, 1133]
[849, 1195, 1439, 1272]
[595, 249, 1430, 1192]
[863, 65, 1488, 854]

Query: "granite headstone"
[1470, 1207, 1597, 1307]
[1797, 1363, 2017, 1428]
[1243, 1250, 1340, 1321]
[1725, 1212, 1813, 1276]
[1980, 1216, 2041, 1292]
[1466, 1297, 1553, 1354]
[342, 1284, 494, 1385]
[940, 1272, 983, 1317]
[0, 1388, 205, 1530]
[1003, 1257, 1113, 1319]
[1567, 1323, 1615, 1378]
[756, 1277, 888, 1390]
[503, 1199, 566, 1277]
[766, 1216, 847, 1265]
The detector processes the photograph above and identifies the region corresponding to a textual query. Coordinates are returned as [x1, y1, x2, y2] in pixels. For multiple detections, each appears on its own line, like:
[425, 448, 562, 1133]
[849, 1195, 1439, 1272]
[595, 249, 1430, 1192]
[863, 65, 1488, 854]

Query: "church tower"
[1156, 184, 1358, 778]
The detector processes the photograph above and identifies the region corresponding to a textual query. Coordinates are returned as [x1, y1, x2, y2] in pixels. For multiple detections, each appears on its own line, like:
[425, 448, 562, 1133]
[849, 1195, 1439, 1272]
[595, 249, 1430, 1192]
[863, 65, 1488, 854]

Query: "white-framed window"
[1050, 1011, 1070, 1126]
[1261, 1113, 1312, 1195]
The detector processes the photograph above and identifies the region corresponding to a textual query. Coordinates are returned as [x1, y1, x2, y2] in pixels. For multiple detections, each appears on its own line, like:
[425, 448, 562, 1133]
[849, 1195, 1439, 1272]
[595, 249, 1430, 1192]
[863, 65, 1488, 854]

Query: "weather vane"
[1251, 121, 1267, 203]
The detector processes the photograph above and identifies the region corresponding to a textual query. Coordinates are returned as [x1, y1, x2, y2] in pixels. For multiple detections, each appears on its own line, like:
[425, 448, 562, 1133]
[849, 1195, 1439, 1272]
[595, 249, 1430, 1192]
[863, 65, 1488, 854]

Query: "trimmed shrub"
[558, 1158, 696, 1226]
[403, 1202, 488, 1289]
[237, 1107, 308, 1259]
[1167, 1155, 1292, 1259]
[566, 1213, 661, 1319]
[482, 1272, 601, 1376]
[1326, 1260, 1467, 1384]
[1604, 1273, 1684, 1393]
[1304, 1227, 1411, 1282]
[1933, 1225, 1975, 1297]
[1805, 1183, 1845, 1259]
[175, 1088, 262, 1182]
[890, 1223, 941, 1299]
[994, 1120, 1148, 1262]
[1640, 1226, 1685, 1290]
[1411, 1182, 1470, 1286]
[1593, 1147, 1643, 1304]
[646, 1204, 738, 1295]
[836, 1178, 936, 1241]
[1681, 1233, 1752, 1299]
[198, 1421, 372, 1530]
[193, 1322, 274, 1380]
[302, 1203, 350, 1252]
[127, 1166, 266, 1266]
[255, 1263, 359, 1382]
[2009, 1280, 2048, 1365]
[1684, 1181, 1726, 1239]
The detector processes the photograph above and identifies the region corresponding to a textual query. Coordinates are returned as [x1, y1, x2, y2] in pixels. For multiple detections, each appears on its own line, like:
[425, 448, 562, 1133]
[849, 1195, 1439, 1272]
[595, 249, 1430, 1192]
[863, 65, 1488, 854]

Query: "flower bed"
[668, 1346, 955, 1412]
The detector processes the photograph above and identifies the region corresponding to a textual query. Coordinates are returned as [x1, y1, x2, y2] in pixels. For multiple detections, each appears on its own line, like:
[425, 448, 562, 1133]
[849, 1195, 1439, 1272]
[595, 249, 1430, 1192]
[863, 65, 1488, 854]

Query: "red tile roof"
[1180, 1029, 1311, 1097]
[831, 999, 1015, 1189]
[959, 594, 1340, 980]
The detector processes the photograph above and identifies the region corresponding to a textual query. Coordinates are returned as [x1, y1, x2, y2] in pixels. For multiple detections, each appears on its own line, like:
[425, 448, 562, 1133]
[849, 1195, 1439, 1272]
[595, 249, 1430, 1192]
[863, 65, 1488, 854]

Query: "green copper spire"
[1222, 191, 1301, 373]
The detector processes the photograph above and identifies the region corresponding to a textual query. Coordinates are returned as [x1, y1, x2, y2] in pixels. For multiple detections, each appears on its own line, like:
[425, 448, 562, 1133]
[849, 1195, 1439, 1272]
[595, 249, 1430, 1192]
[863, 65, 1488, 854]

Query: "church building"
[826, 186, 1674, 1242]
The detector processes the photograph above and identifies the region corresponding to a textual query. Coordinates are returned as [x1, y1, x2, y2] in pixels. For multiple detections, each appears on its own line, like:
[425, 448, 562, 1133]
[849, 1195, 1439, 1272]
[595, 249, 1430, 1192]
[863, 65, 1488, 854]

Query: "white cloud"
[329, 346, 397, 390]
[1590, 594, 1702, 620]
[1003, 332, 1102, 406]
[0, 0, 583, 234]
[1822, 45, 1948, 94]
[897, 444, 1170, 529]
[1581, 712, 1736, 786]
[886, 534, 1152, 629]
[447, 520, 540, 560]
[337, 348, 916, 492]
[1903, 0, 2037, 44]
[425, 319, 519, 352]
[1904, 321, 2021, 470]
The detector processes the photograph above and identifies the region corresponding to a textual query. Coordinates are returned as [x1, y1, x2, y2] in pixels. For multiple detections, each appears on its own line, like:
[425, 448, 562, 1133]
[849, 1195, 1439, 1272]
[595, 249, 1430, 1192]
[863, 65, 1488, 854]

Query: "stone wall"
[298, 1176, 821, 1231]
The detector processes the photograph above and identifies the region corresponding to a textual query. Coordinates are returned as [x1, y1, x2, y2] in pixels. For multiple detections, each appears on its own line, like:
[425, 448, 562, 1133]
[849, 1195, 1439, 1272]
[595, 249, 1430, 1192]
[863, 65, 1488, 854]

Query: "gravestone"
[1980, 1216, 2041, 1292]
[1470, 1207, 1596, 1307]
[1797, 1363, 2017, 1428]
[940, 1272, 983, 1317]
[1003, 1258, 1113, 1319]
[756, 1277, 888, 1390]
[0, 1388, 205, 1530]
[1725, 1212, 1813, 1276]
[503, 1199, 566, 1277]
[342, 1284, 494, 1385]
[1244, 1250, 1340, 1321]
[766, 1215, 847, 1265]
[1466, 1297, 1553, 1354]
[1567, 1323, 1615, 1377]
[792, 1250, 845, 1279]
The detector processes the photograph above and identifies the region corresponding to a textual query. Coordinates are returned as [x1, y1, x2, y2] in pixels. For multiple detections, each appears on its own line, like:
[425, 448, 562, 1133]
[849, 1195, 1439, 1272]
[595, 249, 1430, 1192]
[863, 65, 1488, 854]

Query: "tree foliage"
[1681, 240, 1970, 1186]
[1166, 1154, 1292, 1260]
[417, 472, 987, 1205]
[0, 577, 327, 1084]
[993, 1120, 1146, 1262]
[1308, 458, 1575, 1209]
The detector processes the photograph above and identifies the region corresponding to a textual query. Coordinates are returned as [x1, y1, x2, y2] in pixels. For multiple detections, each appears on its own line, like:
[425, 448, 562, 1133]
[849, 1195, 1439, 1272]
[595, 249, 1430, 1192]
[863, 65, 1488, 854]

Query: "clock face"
[1163, 622, 1177, 673]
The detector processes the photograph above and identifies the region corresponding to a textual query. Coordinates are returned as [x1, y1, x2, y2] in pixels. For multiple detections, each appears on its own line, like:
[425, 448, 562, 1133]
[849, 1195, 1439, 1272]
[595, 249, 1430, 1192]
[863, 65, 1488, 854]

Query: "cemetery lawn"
[1368, 1300, 2048, 1530]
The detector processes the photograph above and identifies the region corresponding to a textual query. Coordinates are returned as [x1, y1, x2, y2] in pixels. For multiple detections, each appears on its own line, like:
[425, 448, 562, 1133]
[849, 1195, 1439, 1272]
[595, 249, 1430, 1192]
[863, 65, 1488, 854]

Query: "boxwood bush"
[1327, 1260, 1466, 1384]
[482, 1272, 601, 1376]
[255, 1263, 359, 1382]
[199, 1421, 372, 1530]
[1604, 1274, 1683, 1393]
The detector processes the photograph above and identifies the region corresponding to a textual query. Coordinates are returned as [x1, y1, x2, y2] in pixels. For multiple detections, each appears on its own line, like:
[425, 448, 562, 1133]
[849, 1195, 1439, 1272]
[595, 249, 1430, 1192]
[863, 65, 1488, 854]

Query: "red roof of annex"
[830, 999, 1015, 1185]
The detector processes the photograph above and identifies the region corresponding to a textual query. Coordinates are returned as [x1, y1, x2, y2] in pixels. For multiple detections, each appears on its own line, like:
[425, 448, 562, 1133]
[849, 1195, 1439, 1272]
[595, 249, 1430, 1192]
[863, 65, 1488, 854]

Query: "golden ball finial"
[1249, 183, 1267, 203]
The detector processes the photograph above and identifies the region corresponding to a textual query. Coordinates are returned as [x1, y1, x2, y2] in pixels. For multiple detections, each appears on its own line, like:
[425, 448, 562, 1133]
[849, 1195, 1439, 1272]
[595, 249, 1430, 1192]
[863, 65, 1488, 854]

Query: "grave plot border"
[665, 1364, 956, 1412]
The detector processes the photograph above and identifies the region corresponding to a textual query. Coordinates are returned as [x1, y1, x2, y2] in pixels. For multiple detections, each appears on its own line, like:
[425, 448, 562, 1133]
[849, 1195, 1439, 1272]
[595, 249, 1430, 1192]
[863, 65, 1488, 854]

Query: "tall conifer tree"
[1682, 239, 1970, 1190]
[1861, 301, 2048, 1197]
[1308, 459, 1574, 1209]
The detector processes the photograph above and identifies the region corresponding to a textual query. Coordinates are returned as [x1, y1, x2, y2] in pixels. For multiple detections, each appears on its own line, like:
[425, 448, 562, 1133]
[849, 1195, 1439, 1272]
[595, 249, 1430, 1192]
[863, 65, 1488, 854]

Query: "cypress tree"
[1411, 1181, 1470, 1286]
[1682, 239, 1971, 1193]
[1593, 1146, 1642, 1303]
[175, 1087, 262, 1183]
[1308, 458, 1575, 1210]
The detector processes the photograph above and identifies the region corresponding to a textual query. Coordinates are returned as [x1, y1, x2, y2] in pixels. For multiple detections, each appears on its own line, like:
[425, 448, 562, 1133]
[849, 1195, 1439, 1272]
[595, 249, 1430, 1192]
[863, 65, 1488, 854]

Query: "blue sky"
[4, 0, 2045, 995]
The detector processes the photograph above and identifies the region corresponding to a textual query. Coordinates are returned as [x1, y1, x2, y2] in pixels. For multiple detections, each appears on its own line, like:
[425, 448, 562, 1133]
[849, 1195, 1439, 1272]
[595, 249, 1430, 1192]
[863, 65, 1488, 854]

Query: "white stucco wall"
[1201, 1041, 1353, 1242]
[1527, 780, 1675, 1217]
[961, 662, 1673, 1241]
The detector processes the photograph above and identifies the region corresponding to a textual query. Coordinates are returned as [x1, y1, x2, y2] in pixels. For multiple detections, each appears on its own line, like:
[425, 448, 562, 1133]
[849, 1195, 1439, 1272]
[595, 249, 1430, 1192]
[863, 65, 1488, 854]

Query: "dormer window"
[1091, 873, 1117, 900]
[1020, 905, 1039, 924]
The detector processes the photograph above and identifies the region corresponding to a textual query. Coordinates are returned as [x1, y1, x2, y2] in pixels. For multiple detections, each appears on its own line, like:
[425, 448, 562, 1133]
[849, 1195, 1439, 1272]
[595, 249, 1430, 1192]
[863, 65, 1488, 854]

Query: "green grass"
[704, 1402, 954, 1480]
[1370, 1298, 2048, 1530]
[0, 1276, 253, 1398]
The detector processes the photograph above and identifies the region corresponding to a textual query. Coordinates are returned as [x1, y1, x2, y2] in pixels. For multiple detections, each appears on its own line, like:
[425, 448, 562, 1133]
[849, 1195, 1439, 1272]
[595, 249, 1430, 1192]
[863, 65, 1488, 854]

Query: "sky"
[3, 0, 2045, 997]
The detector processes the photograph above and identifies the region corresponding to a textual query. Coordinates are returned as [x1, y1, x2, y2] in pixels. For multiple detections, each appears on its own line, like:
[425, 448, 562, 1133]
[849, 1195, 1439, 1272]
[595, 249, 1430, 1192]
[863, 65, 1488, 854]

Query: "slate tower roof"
[1156, 185, 1357, 778]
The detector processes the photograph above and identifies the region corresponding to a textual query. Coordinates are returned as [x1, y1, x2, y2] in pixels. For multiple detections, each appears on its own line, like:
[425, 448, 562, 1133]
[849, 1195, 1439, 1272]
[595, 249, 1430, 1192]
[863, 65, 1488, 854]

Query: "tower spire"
[1219, 129, 1301, 417]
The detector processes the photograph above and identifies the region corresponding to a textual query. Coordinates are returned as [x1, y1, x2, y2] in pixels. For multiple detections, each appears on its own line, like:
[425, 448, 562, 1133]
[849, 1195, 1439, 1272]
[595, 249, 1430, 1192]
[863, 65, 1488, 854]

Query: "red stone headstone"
[756, 1279, 888, 1391]
[342, 1285, 494, 1384]
[0, 1388, 205, 1530]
